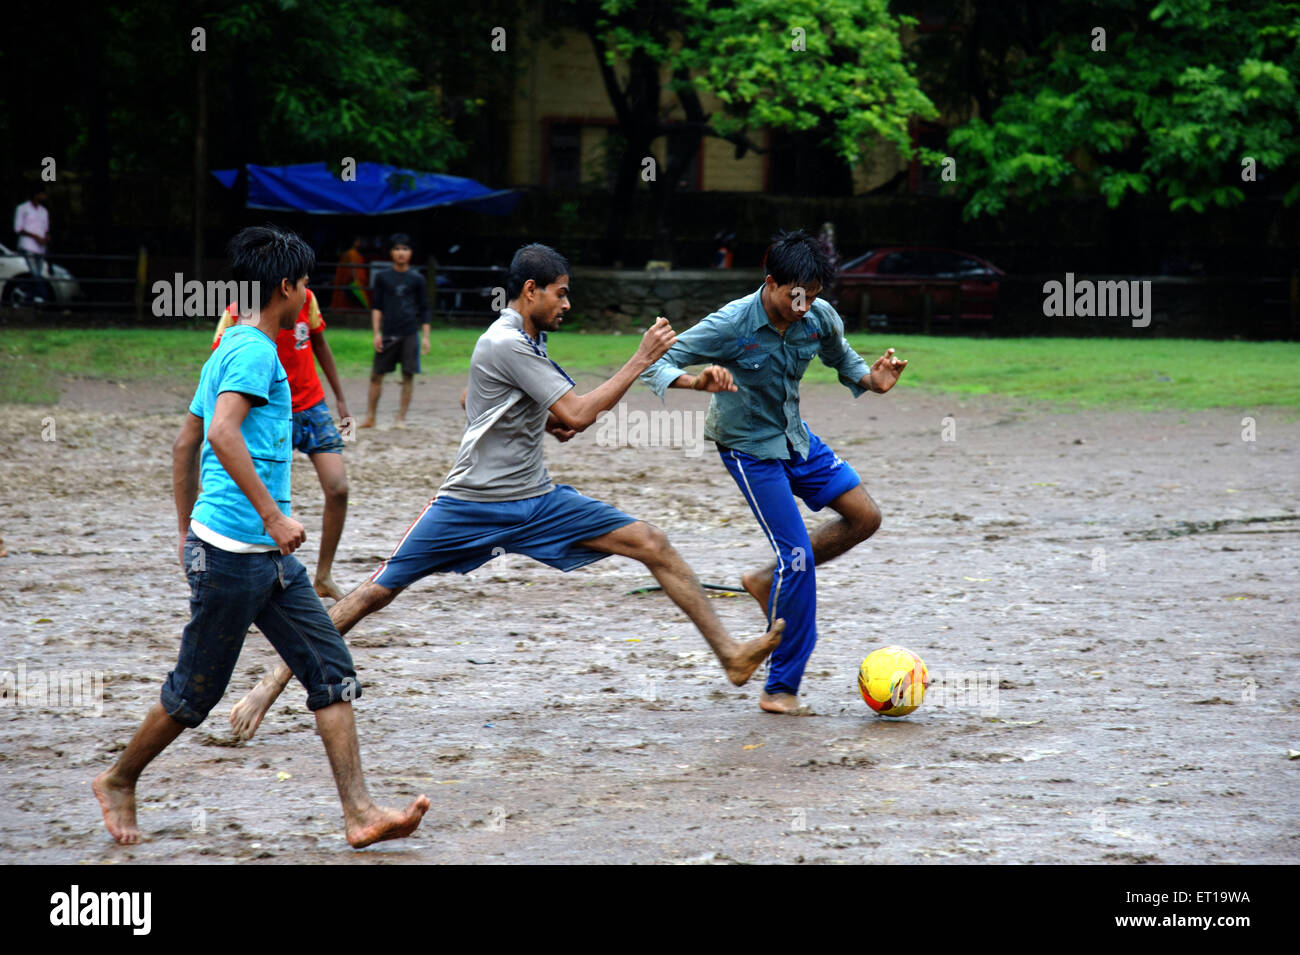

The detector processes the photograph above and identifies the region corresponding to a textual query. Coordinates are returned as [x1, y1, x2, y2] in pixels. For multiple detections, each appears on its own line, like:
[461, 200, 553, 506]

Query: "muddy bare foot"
[92, 771, 141, 845]
[314, 575, 346, 601]
[741, 569, 772, 618]
[759, 690, 813, 716]
[359, 418, 375, 429]
[723, 618, 785, 686]
[229, 674, 282, 740]
[347, 795, 430, 848]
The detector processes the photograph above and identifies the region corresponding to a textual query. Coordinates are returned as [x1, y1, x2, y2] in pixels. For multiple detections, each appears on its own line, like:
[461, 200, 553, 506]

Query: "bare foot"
[0, 537, 7, 557]
[759, 690, 813, 716]
[359, 418, 375, 429]
[346, 795, 430, 848]
[314, 575, 346, 601]
[93, 771, 141, 845]
[741, 569, 772, 618]
[229, 674, 283, 740]
[722, 618, 785, 686]
[393, 418, 407, 430]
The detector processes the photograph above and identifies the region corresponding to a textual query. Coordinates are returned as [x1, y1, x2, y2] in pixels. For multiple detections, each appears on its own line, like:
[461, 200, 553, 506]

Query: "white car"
[0, 242, 81, 306]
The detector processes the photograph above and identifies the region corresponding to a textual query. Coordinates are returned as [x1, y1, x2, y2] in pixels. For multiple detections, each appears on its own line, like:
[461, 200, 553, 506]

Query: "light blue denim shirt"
[641, 286, 871, 460]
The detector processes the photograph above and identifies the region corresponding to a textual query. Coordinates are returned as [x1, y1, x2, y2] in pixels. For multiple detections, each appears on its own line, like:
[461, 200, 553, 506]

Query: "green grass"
[1, 327, 1297, 411]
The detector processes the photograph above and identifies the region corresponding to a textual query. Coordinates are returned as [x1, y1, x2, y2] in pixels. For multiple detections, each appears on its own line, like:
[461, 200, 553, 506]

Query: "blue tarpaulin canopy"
[211, 162, 521, 216]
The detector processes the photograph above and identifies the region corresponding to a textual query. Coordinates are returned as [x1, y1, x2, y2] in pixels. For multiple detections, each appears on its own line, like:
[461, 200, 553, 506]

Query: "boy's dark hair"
[764, 228, 834, 289]
[389, 233, 412, 250]
[506, 243, 570, 299]
[227, 224, 316, 310]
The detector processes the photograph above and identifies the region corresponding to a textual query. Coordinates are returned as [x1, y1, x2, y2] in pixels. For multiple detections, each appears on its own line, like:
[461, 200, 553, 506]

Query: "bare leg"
[742, 483, 882, 615]
[361, 374, 382, 428]
[310, 452, 348, 600]
[314, 701, 429, 847]
[229, 581, 402, 740]
[581, 521, 783, 685]
[93, 703, 186, 844]
[395, 373, 414, 426]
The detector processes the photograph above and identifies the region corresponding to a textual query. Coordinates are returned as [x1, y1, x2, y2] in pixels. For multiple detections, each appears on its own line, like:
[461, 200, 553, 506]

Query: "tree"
[944, 0, 1300, 219]
[568, 0, 937, 264]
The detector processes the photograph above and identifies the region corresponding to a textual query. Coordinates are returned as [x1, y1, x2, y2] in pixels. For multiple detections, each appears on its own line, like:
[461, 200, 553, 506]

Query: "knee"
[633, 522, 673, 563]
[356, 581, 397, 613]
[325, 476, 349, 503]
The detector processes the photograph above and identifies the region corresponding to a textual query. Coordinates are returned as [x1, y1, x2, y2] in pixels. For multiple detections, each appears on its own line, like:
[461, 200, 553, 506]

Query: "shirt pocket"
[733, 350, 771, 382]
[790, 342, 821, 376]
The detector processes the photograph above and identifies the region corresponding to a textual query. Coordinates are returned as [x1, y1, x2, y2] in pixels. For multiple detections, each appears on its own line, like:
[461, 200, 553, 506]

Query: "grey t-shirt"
[438, 309, 576, 502]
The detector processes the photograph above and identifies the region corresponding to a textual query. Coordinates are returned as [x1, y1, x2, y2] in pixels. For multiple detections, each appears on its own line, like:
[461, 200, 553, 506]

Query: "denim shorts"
[292, 400, 345, 455]
[160, 531, 360, 727]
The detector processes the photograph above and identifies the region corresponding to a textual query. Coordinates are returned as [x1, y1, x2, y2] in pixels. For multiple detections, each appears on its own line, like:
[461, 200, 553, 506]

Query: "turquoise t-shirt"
[188, 324, 292, 546]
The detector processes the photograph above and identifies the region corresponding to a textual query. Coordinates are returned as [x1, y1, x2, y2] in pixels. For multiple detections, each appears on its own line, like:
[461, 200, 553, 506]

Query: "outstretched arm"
[860, 347, 908, 394]
[640, 311, 739, 397]
[549, 318, 677, 432]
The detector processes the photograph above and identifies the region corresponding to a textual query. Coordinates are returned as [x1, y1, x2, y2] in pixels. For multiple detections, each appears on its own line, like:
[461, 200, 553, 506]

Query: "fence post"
[135, 245, 148, 321]
[1290, 269, 1298, 339]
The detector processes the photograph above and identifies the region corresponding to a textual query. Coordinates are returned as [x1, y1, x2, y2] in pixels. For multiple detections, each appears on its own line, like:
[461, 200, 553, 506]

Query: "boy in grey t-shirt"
[227, 243, 785, 739]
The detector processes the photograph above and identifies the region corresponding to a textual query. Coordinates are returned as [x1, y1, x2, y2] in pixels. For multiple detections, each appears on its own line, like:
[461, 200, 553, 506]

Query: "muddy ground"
[1, 369, 1297, 864]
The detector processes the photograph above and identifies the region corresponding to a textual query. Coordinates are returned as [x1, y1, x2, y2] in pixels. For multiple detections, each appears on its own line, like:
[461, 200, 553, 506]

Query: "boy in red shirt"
[213, 287, 351, 599]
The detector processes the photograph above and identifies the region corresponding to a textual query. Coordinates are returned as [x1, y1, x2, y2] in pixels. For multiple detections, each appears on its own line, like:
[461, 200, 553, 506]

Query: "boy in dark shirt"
[361, 233, 431, 429]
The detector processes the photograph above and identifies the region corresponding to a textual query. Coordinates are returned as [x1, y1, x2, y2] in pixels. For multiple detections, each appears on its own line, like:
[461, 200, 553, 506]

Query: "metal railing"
[0, 250, 509, 321]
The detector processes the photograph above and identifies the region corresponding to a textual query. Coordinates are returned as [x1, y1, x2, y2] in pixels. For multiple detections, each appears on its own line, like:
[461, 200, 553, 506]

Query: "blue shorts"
[292, 400, 344, 455]
[718, 423, 862, 513]
[368, 484, 638, 590]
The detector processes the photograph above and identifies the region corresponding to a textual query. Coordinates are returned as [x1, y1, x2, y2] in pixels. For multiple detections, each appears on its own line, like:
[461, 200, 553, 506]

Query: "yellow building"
[505, 26, 925, 196]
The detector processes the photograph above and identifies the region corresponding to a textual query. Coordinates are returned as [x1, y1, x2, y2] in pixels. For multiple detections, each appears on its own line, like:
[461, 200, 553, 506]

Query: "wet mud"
[1, 372, 1297, 863]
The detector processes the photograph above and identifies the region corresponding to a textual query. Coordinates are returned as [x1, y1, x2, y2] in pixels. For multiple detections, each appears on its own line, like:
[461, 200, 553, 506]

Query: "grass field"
[1, 326, 1297, 411]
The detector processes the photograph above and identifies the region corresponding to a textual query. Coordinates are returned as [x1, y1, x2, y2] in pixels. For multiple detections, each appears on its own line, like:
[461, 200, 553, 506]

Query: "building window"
[547, 123, 581, 188]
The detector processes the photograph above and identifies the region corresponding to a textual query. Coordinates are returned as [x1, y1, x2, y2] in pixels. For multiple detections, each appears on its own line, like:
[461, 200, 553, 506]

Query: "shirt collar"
[500, 307, 547, 350]
[748, 285, 814, 337]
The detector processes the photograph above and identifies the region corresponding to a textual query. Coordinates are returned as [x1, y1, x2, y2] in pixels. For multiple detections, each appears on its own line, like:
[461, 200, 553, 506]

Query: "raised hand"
[869, 347, 908, 393]
[692, 364, 737, 393]
[634, 316, 677, 367]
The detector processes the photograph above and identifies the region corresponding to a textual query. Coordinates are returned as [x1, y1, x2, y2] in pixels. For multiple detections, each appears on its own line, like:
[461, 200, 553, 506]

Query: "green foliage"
[947, 0, 1300, 218]
[574, 0, 937, 168]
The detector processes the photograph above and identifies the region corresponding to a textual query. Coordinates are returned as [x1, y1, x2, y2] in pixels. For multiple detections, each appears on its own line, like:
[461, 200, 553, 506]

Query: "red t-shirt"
[212, 288, 327, 413]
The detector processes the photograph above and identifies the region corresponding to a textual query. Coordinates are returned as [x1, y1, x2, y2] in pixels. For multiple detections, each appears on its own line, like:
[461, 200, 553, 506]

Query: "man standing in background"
[361, 233, 430, 429]
[13, 187, 50, 288]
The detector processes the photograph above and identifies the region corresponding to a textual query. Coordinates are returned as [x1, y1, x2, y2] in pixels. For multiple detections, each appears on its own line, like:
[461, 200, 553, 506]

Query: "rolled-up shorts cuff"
[306, 679, 363, 710]
[159, 685, 209, 728]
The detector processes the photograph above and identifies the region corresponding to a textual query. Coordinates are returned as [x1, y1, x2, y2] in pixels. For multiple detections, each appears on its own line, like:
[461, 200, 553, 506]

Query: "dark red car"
[833, 247, 1004, 328]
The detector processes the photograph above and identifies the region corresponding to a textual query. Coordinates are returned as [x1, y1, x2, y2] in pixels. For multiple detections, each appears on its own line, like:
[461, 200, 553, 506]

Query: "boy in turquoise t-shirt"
[93, 225, 428, 849]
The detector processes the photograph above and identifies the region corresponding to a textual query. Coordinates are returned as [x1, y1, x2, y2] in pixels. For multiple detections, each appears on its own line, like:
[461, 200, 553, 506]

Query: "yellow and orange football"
[858, 645, 930, 717]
